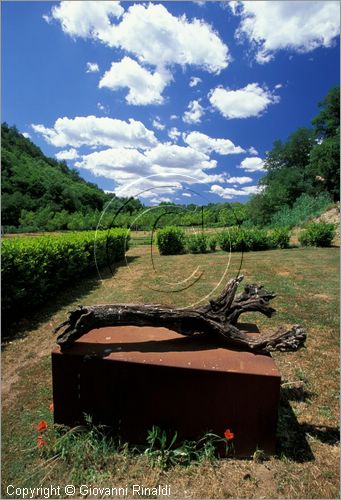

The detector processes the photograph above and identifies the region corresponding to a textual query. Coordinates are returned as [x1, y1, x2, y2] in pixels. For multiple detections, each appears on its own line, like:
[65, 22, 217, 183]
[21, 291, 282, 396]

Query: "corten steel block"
[52, 325, 281, 457]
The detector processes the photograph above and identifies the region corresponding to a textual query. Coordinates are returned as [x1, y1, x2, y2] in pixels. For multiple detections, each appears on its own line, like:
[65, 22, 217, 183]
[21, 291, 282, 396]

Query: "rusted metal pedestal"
[52, 325, 281, 457]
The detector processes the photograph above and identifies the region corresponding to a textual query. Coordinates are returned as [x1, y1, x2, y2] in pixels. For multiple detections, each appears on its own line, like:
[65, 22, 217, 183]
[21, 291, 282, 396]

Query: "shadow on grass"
[1, 256, 139, 347]
[276, 386, 339, 462]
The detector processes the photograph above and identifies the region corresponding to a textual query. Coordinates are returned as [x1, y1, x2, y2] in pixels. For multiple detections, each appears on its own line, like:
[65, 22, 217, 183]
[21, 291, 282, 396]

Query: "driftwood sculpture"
[54, 275, 306, 353]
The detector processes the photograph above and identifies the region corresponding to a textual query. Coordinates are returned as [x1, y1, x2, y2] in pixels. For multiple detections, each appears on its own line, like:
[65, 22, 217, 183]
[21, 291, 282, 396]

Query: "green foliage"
[218, 202, 248, 226]
[299, 222, 336, 247]
[247, 86, 340, 225]
[144, 425, 228, 470]
[219, 228, 240, 252]
[243, 228, 272, 251]
[1, 123, 143, 227]
[156, 226, 186, 255]
[269, 193, 333, 228]
[2, 229, 130, 316]
[307, 134, 340, 201]
[186, 233, 208, 254]
[269, 227, 290, 249]
[218, 227, 273, 252]
[40, 417, 129, 484]
[312, 86, 340, 139]
[208, 236, 217, 252]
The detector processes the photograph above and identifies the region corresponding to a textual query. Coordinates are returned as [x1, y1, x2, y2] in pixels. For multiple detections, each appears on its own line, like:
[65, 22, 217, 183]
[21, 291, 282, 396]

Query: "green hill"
[1, 123, 142, 228]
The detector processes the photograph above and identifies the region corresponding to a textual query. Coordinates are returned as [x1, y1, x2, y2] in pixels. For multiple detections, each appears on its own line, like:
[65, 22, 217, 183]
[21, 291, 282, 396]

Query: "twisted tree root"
[54, 275, 306, 353]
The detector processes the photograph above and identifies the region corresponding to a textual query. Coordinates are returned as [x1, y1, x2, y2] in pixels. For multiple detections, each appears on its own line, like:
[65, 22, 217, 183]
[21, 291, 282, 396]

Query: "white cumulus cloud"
[145, 143, 216, 171]
[150, 196, 172, 204]
[238, 156, 265, 172]
[183, 100, 204, 124]
[32, 116, 157, 149]
[152, 117, 166, 130]
[231, 1, 340, 63]
[210, 183, 261, 199]
[209, 83, 279, 119]
[168, 127, 181, 141]
[48, 1, 124, 38]
[49, 2, 229, 73]
[99, 57, 171, 105]
[75, 148, 150, 181]
[189, 76, 202, 87]
[225, 176, 252, 184]
[75, 142, 220, 197]
[184, 131, 245, 155]
[248, 146, 258, 155]
[55, 148, 79, 160]
[86, 62, 99, 73]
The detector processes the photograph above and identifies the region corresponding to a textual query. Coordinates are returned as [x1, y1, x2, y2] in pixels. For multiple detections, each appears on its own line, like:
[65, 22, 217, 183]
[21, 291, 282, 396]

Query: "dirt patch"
[276, 270, 291, 277]
[310, 293, 333, 302]
[314, 205, 340, 227]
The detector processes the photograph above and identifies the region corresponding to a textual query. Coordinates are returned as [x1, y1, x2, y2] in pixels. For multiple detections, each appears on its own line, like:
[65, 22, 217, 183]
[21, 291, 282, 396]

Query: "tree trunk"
[54, 275, 306, 353]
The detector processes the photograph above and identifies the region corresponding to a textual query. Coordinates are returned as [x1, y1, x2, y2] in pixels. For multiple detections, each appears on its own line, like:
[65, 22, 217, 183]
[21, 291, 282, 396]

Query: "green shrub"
[2, 229, 130, 316]
[186, 233, 208, 254]
[219, 227, 240, 252]
[270, 193, 332, 228]
[208, 236, 217, 252]
[269, 227, 291, 249]
[218, 227, 272, 252]
[245, 228, 272, 251]
[156, 226, 186, 255]
[299, 222, 336, 247]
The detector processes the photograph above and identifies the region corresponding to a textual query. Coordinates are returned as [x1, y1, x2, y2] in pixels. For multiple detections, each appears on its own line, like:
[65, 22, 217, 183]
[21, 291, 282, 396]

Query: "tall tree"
[308, 86, 340, 201]
[312, 86, 340, 139]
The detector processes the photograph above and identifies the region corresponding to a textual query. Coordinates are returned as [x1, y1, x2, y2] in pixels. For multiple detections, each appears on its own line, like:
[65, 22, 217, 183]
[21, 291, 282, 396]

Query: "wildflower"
[224, 429, 234, 441]
[48, 403, 54, 413]
[37, 435, 46, 448]
[37, 420, 48, 432]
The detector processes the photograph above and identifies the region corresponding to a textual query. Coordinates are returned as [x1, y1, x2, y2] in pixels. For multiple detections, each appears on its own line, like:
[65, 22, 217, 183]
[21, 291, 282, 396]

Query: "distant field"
[2, 245, 339, 499]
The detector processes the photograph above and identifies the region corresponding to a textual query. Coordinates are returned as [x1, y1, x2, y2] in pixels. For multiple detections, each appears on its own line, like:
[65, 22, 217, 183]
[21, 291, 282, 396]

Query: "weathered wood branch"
[54, 275, 306, 353]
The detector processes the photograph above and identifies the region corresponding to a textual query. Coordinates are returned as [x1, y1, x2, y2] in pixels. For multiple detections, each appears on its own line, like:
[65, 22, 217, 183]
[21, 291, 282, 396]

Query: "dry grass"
[1, 245, 339, 499]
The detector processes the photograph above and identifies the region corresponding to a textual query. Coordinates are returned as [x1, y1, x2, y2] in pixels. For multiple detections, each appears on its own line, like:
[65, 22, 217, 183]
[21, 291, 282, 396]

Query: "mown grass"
[2, 244, 339, 499]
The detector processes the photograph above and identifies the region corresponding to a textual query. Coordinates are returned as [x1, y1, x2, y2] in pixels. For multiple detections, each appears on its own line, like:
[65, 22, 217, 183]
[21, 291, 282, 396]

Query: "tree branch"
[54, 275, 306, 353]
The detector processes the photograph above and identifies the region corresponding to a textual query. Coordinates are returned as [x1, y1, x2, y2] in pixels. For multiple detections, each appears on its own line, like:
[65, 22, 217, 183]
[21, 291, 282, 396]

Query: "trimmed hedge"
[269, 227, 290, 249]
[299, 222, 336, 247]
[218, 227, 275, 252]
[156, 226, 186, 255]
[2, 229, 129, 315]
[156, 226, 292, 255]
[187, 234, 208, 254]
[208, 236, 217, 252]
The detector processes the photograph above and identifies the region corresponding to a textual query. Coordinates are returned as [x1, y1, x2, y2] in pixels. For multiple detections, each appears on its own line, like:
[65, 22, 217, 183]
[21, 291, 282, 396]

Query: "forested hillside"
[1, 123, 142, 229]
[248, 86, 340, 225]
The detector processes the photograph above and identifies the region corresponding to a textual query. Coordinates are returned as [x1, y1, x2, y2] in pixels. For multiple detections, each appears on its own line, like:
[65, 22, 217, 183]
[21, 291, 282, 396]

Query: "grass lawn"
[2, 244, 339, 499]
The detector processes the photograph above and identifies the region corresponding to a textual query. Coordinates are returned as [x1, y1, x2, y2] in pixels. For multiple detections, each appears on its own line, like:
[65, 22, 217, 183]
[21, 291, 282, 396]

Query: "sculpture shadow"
[276, 386, 339, 462]
[2, 256, 139, 348]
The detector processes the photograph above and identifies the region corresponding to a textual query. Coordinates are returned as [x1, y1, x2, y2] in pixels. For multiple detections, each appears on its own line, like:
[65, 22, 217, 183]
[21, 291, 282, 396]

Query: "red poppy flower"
[48, 403, 54, 413]
[224, 429, 234, 441]
[37, 420, 48, 432]
[37, 435, 46, 448]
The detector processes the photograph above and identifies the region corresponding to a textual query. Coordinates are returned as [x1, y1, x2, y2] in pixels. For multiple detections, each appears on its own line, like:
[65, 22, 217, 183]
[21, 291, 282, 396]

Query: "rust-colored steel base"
[52, 325, 281, 457]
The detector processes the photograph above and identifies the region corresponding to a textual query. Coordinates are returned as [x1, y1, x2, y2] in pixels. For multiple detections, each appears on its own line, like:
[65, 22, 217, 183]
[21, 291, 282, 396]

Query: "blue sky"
[2, 1, 340, 205]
